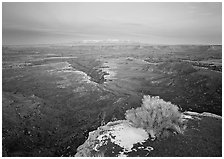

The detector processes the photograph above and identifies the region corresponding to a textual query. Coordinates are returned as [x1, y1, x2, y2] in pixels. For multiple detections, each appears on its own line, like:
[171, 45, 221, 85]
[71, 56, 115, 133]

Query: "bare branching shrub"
[125, 95, 185, 139]
[91, 151, 105, 157]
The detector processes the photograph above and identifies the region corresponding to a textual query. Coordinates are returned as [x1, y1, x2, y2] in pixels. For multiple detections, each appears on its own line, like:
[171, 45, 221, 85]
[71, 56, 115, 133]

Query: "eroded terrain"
[2, 44, 222, 156]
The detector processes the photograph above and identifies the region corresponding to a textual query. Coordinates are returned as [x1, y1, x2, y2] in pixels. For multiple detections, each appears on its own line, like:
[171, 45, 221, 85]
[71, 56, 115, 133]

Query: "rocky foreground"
[75, 111, 222, 157]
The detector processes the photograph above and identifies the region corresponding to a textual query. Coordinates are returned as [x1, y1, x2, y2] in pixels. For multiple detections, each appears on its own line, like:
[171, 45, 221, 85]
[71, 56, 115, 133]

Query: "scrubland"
[2, 44, 222, 156]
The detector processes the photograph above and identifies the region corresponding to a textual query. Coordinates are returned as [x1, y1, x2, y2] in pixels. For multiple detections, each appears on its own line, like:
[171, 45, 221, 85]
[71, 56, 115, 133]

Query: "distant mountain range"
[3, 39, 221, 47]
[75, 39, 140, 44]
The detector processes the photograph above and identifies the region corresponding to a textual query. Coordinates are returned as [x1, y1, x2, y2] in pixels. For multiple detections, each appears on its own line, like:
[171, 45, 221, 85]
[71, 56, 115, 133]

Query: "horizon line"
[2, 41, 222, 46]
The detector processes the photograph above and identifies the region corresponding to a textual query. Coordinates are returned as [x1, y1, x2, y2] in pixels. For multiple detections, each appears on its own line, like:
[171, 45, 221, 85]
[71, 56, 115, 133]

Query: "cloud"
[2, 2, 222, 45]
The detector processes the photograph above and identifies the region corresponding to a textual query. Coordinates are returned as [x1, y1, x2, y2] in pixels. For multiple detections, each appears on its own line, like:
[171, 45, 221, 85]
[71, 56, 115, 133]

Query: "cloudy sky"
[2, 2, 222, 45]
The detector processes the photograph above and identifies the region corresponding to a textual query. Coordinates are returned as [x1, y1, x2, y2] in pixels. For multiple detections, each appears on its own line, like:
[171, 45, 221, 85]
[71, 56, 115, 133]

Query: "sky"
[2, 2, 222, 45]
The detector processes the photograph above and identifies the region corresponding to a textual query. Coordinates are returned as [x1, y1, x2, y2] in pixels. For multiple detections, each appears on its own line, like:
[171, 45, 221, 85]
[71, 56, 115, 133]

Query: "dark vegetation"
[2, 44, 222, 156]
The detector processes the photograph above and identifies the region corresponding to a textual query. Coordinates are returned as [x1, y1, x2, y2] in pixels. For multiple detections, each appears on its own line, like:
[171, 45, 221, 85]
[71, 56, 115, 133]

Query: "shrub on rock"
[125, 95, 185, 139]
